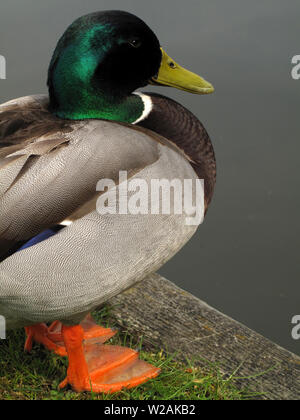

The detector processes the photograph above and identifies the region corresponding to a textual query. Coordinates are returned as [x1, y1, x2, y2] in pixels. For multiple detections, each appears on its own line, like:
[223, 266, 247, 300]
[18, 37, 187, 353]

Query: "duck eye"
[168, 61, 176, 69]
[129, 39, 142, 48]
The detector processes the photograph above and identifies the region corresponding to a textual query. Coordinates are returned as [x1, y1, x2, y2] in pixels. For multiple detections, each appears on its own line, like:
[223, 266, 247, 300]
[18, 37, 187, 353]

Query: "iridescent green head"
[48, 10, 214, 123]
[48, 11, 162, 123]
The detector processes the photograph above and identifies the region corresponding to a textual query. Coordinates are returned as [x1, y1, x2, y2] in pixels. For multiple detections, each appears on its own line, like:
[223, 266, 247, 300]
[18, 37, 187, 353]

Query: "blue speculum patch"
[17, 227, 63, 252]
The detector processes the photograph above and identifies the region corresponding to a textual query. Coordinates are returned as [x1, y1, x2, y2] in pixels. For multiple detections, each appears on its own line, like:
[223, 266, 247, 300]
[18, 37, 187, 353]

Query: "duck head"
[48, 10, 214, 123]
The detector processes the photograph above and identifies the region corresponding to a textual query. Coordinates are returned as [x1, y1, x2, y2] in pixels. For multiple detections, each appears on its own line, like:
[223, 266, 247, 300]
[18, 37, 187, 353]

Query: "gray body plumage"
[0, 95, 201, 329]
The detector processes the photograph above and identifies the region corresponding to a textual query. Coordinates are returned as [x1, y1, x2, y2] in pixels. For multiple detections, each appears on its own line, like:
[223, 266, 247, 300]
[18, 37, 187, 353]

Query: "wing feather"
[0, 95, 167, 260]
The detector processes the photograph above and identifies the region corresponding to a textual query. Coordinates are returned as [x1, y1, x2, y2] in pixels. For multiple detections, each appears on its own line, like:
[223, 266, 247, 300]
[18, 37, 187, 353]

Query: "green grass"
[0, 307, 256, 400]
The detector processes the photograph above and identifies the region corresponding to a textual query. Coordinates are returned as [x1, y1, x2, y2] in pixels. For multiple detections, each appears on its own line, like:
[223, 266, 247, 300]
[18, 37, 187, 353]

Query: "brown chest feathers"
[138, 93, 216, 208]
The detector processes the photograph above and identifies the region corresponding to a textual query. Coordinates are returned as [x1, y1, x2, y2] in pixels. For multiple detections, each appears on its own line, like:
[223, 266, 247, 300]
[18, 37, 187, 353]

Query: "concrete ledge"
[108, 273, 300, 400]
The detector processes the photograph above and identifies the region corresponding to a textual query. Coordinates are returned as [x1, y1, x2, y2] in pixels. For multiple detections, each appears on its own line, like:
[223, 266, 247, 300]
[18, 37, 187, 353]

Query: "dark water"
[1, 0, 299, 355]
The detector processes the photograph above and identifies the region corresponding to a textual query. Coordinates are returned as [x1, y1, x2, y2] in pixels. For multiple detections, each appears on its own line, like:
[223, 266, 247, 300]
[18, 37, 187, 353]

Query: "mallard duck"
[0, 11, 216, 393]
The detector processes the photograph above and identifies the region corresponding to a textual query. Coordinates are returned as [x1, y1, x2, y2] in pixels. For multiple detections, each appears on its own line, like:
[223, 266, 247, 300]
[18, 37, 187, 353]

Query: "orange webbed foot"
[59, 324, 160, 394]
[24, 324, 67, 357]
[48, 314, 116, 345]
[24, 314, 115, 357]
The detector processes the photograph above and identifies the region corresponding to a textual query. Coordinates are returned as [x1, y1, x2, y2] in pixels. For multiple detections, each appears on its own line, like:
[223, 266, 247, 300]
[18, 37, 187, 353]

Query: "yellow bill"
[150, 48, 214, 95]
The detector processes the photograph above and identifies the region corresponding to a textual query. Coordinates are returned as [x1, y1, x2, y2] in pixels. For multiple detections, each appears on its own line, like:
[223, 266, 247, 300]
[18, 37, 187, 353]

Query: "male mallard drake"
[0, 11, 216, 393]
